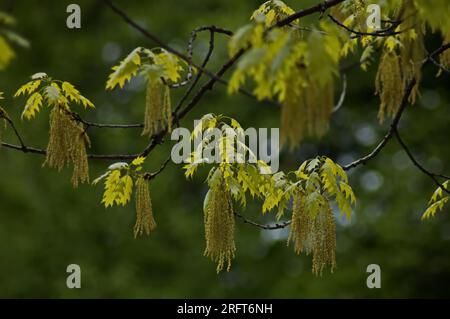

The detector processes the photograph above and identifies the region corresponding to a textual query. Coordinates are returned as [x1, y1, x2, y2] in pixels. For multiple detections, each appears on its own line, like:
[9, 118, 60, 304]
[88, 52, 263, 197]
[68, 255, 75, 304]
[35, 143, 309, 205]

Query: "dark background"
[0, 0, 449, 298]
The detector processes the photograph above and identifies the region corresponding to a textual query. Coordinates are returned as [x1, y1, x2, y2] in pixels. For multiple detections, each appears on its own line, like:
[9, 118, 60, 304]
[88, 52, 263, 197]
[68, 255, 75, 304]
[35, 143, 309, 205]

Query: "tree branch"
[394, 129, 450, 194]
[144, 155, 171, 181]
[273, 0, 345, 28]
[170, 25, 232, 89]
[342, 43, 450, 172]
[234, 212, 291, 230]
[342, 79, 416, 171]
[102, 0, 257, 99]
[328, 14, 408, 38]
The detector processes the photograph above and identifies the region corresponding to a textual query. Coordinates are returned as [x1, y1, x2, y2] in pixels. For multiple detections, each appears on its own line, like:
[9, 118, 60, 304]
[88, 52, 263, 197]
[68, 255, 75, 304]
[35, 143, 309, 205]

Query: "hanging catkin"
[281, 80, 306, 149]
[204, 172, 236, 273]
[142, 80, 172, 136]
[70, 130, 90, 188]
[281, 75, 334, 149]
[375, 50, 404, 122]
[440, 32, 450, 70]
[44, 107, 90, 187]
[288, 190, 336, 276]
[134, 176, 156, 238]
[400, 2, 424, 104]
[352, 0, 367, 31]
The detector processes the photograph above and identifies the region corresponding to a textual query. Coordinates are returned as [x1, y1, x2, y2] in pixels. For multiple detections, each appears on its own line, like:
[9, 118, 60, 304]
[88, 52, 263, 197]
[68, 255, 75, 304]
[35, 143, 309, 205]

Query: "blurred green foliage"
[0, 0, 449, 298]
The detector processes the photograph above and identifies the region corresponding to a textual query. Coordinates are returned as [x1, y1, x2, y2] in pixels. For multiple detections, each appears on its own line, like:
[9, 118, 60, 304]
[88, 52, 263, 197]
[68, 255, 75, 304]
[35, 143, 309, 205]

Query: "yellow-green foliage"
[14, 73, 94, 187]
[228, 0, 346, 149]
[0, 11, 29, 70]
[413, 0, 450, 33]
[100, 165, 133, 207]
[286, 157, 354, 275]
[250, 0, 295, 28]
[422, 181, 449, 220]
[183, 115, 355, 274]
[134, 176, 156, 238]
[203, 168, 236, 273]
[14, 73, 94, 120]
[94, 157, 155, 236]
[106, 47, 184, 136]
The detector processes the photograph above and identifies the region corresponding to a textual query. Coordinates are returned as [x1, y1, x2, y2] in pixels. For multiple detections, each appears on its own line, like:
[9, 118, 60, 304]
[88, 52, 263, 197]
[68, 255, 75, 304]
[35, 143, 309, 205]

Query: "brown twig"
[234, 213, 291, 230]
[342, 79, 416, 171]
[394, 129, 450, 194]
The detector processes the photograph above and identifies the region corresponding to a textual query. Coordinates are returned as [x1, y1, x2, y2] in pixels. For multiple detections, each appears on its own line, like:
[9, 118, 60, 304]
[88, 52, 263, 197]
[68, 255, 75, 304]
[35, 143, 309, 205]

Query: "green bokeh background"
[0, 0, 449, 298]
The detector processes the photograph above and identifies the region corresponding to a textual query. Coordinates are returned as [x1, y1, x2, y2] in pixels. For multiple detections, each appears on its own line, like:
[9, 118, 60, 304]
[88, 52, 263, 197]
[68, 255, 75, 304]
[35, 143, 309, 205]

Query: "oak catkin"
[375, 50, 404, 122]
[44, 107, 90, 187]
[204, 174, 236, 273]
[288, 191, 336, 276]
[281, 80, 306, 148]
[142, 81, 172, 136]
[352, 0, 367, 30]
[134, 176, 156, 238]
[440, 32, 450, 70]
[400, 2, 424, 104]
[281, 76, 334, 149]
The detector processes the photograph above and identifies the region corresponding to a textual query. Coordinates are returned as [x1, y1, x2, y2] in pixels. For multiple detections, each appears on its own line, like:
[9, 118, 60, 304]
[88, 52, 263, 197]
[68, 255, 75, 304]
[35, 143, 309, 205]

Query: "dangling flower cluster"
[142, 79, 172, 137]
[439, 32, 450, 71]
[284, 157, 355, 275]
[93, 156, 156, 237]
[351, 0, 367, 31]
[288, 190, 336, 276]
[14, 73, 95, 187]
[106, 47, 185, 137]
[281, 75, 334, 148]
[399, 1, 425, 104]
[134, 176, 156, 238]
[44, 107, 90, 187]
[375, 49, 404, 122]
[228, 4, 343, 149]
[203, 168, 236, 273]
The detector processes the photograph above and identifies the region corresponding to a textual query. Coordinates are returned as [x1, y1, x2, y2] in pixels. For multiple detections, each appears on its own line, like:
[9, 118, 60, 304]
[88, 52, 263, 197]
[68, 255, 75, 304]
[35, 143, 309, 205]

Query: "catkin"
[204, 174, 236, 273]
[142, 81, 172, 136]
[352, 0, 367, 31]
[281, 76, 334, 149]
[281, 82, 306, 149]
[400, 2, 424, 104]
[134, 176, 156, 238]
[440, 32, 450, 70]
[288, 191, 336, 276]
[375, 50, 404, 122]
[44, 107, 90, 187]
